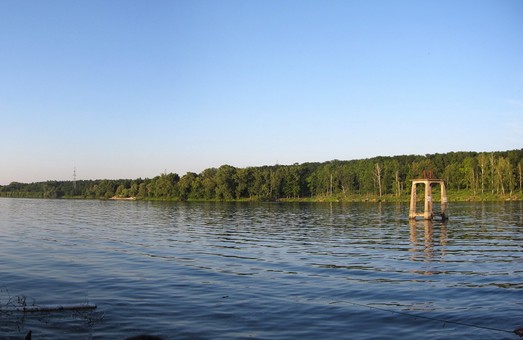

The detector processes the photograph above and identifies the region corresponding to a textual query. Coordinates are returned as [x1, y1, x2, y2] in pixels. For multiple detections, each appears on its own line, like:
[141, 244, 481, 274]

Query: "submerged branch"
[2, 303, 97, 313]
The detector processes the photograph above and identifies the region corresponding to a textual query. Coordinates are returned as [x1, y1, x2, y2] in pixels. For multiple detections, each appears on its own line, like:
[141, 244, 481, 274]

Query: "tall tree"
[478, 153, 488, 194]
[201, 168, 217, 200]
[463, 157, 478, 194]
[179, 172, 198, 201]
[518, 162, 523, 193]
[374, 163, 382, 198]
[215, 165, 237, 200]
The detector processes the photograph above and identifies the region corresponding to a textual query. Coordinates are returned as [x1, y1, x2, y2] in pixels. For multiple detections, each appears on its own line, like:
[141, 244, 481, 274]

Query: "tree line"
[1, 149, 522, 201]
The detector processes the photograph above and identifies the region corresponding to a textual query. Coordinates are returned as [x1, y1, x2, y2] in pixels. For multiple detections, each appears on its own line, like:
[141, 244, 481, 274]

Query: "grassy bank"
[3, 191, 523, 203]
[277, 190, 523, 203]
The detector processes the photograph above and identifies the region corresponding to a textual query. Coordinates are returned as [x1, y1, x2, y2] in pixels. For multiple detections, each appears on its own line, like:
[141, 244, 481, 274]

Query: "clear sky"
[1, 0, 522, 184]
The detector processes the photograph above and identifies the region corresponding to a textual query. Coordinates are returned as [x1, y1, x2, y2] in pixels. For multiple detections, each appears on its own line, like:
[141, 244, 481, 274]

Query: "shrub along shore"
[2, 149, 522, 202]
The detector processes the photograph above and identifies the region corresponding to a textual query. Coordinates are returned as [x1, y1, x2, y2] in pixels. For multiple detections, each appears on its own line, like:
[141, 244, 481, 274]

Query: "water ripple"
[0, 199, 521, 339]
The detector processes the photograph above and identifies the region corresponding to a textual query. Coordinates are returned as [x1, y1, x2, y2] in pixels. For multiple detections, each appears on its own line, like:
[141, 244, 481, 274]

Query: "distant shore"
[1, 191, 522, 203]
[1, 149, 522, 202]
[47, 191, 523, 203]
[1, 191, 523, 203]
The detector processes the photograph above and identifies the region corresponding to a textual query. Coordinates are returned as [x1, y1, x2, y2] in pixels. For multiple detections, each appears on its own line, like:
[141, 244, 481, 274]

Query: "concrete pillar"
[424, 182, 432, 220]
[440, 181, 448, 220]
[409, 182, 417, 219]
[409, 179, 448, 220]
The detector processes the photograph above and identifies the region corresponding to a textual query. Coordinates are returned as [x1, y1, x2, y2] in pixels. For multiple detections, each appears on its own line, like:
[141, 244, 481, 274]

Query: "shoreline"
[109, 196, 137, 201]
[1, 193, 522, 203]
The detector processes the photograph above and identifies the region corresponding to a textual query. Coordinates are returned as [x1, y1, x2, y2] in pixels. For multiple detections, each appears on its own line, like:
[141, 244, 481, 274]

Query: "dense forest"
[1, 149, 523, 201]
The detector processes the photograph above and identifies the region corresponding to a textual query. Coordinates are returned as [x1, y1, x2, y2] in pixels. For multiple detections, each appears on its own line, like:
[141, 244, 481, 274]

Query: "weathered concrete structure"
[409, 179, 448, 220]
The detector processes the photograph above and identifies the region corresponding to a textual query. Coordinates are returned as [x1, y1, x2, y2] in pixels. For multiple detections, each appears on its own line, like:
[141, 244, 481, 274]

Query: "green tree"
[495, 157, 513, 195]
[137, 182, 148, 199]
[252, 167, 271, 200]
[115, 184, 128, 197]
[282, 163, 303, 198]
[462, 157, 478, 194]
[234, 167, 253, 199]
[215, 165, 237, 200]
[151, 173, 180, 198]
[477, 153, 489, 194]
[97, 180, 115, 199]
[201, 168, 217, 200]
[179, 172, 198, 201]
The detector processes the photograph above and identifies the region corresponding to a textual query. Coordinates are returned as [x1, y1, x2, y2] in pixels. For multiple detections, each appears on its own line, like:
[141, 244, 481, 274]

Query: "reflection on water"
[409, 220, 448, 261]
[0, 199, 522, 339]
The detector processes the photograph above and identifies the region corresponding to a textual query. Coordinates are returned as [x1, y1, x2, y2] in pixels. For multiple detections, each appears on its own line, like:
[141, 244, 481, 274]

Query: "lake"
[0, 198, 522, 339]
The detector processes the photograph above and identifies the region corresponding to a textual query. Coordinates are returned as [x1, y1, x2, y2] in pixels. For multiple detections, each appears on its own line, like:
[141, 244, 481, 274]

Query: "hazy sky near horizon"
[1, 0, 522, 184]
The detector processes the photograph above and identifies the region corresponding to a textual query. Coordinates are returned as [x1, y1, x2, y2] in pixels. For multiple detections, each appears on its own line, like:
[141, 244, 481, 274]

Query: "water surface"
[0, 198, 522, 339]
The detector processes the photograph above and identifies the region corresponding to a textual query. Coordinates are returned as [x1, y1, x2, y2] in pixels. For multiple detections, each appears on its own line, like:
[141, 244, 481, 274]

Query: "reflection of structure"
[409, 220, 448, 261]
[409, 179, 448, 220]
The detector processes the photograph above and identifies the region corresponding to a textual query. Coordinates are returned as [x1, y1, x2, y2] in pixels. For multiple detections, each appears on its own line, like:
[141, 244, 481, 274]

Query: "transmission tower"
[73, 166, 77, 192]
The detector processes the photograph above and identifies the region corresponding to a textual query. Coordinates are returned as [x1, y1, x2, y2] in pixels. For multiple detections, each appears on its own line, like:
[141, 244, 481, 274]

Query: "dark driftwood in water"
[2, 303, 97, 313]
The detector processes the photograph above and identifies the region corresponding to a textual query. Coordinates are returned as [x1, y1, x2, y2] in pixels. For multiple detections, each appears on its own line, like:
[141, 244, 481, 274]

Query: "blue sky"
[1, 0, 522, 184]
